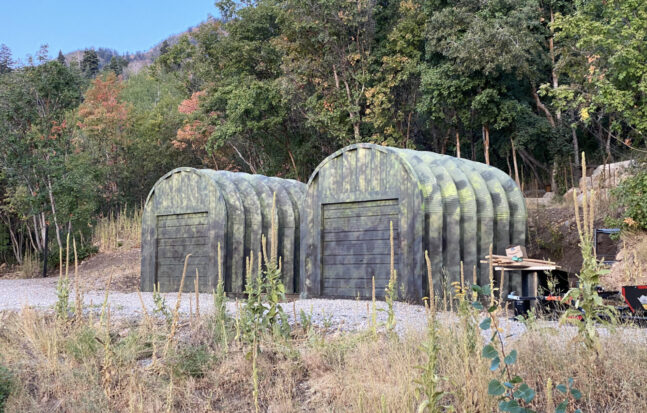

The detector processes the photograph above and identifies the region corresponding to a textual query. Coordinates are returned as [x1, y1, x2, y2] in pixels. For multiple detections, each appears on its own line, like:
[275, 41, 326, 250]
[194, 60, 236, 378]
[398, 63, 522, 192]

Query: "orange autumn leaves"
[77, 73, 130, 144]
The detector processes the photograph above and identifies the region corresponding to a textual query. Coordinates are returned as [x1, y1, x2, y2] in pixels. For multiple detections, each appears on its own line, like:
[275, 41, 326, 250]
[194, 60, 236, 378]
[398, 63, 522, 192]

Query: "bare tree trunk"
[605, 117, 613, 162]
[31, 215, 42, 252]
[549, 7, 561, 123]
[405, 111, 412, 148]
[471, 134, 476, 161]
[0, 215, 24, 265]
[551, 160, 558, 193]
[571, 111, 580, 167]
[483, 124, 490, 165]
[518, 150, 543, 187]
[47, 176, 63, 252]
[287, 148, 299, 181]
[531, 87, 556, 128]
[343, 79, 361, 141]
[455, 129, 461, 158]
[511, 138, 521, 188]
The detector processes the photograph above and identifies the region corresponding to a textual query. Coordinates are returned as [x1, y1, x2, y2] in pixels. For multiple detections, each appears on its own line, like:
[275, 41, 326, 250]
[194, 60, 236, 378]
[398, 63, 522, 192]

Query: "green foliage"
[63, 326, 100, 361]
[381, 271, 398, 333]
[0, 363, 14, 413]
[1, 0, 646, 268]
[241, 252, 290, 342]
[561, 154, 616, 352]
[552, 0, 647, 148]
[48, 243, 98, 269]
[612, 165, 647, 230]
[414, 314, 448, 412]
[170, 345, 213, 378]
[472, 284, 582, 412]
[81, 49, 99, 78]
[55, 274, 71, 320]
[152, 284, 172, 326]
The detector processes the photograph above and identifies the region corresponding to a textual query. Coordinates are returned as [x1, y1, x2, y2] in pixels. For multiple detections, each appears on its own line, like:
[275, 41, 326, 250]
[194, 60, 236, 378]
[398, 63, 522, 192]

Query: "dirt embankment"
[526, 197, 647, 290]
[0, 248, 140, 293]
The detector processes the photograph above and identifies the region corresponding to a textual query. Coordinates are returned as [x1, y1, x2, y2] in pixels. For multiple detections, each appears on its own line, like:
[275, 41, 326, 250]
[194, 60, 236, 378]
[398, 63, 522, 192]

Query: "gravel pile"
[1, 278, 646, 346]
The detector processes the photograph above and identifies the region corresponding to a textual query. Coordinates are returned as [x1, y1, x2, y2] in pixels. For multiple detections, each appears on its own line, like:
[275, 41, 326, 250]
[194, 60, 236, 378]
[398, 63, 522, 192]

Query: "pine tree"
[159, 40, 170, 56]
[81, 49, 99, 78]
[57, 50, 66, 65]
[0, 44, 13, 74]
[106, 56, 127, 75]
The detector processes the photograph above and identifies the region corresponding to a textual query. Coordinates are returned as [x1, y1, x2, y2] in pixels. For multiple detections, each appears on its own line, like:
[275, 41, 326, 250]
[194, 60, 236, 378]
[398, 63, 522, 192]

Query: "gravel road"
[1, 277, 646, 345]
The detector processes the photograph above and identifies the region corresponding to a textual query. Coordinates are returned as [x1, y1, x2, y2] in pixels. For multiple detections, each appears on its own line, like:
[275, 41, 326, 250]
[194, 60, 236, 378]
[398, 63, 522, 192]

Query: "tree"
[0, 44, 13, 74]
[366, 0, 426, 147]
[81, 49, 99, 78]
[0, 58, 86, 258]
[76, 73, 130, 206]
[106, 56, 128, 76]
[159, 40, 170, 56]
[550, 0, 647, 160]
[277, 0, 376, 143]
[57, 50, 66, 66]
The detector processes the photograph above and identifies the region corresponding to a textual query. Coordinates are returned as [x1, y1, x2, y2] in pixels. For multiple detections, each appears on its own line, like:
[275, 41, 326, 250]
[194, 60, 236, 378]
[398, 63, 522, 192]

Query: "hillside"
[60, 23, 200, 75]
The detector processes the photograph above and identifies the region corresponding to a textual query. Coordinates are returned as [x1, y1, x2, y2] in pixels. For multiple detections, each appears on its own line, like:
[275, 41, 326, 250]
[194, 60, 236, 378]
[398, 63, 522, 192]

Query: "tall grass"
[18, 250, 40, 279]
[92, 206, 142, 252]
[2, 306, 645, 412]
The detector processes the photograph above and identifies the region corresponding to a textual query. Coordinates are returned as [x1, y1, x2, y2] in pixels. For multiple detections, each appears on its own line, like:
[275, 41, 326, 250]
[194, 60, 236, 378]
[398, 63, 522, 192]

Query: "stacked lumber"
[480, 254, 557, 269]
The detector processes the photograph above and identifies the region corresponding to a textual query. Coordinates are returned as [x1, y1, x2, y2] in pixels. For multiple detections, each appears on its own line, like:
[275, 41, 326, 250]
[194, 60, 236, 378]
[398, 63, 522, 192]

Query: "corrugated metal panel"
[141, 168, 306, 294]
[302, 143, 527, 300]
[321, 199, 399, 298]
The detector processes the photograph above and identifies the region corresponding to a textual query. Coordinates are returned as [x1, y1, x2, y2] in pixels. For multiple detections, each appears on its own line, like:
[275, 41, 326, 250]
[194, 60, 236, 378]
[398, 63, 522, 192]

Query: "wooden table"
[494, 264, 560, 300]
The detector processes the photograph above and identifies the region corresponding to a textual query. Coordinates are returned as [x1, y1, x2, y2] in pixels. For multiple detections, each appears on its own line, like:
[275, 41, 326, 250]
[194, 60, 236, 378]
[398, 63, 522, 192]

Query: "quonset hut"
[141, 168, 306, 294]
[300, 143, 526, 300]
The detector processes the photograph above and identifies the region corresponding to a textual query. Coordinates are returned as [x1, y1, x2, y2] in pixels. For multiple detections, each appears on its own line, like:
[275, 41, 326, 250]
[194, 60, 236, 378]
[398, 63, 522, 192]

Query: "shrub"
[612, 164, 647, 230]
[0, 364, 14, 412]
[170, 345, 213, 378]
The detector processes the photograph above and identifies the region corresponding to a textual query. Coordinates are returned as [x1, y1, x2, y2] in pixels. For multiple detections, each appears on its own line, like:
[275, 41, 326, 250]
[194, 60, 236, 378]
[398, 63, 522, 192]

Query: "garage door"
[322, 199, 400, 297]
[156, 212, 211, 291]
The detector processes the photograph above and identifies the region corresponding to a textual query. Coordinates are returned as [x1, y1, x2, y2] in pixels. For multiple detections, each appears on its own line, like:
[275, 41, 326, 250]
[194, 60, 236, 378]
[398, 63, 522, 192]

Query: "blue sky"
[0, 0, 217, 63]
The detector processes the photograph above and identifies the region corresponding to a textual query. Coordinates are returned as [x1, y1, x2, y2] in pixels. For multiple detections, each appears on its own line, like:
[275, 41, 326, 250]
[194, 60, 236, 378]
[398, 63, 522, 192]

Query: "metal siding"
[303, 143, 526, 301]
[141, 168, 305, 294]
[321, 199, 399, 298]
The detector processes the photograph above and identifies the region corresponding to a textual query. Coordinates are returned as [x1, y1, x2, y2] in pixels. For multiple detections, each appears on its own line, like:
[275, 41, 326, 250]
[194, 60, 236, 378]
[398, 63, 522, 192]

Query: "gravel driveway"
[1, 277, 646, 346]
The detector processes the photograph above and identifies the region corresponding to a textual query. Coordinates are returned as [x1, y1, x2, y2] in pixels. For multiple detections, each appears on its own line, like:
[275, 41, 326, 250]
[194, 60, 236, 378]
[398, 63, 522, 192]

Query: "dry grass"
[0, 305, 645, 412]
[605, 231, 647, 289]
[92, 206, 142, 252]
[17, 250, 40, 279]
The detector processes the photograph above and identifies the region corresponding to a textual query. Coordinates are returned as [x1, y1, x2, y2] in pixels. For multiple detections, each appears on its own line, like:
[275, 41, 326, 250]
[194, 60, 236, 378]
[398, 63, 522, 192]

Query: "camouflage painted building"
[300, 143, 527, 300]
[141, 167, 306, 294]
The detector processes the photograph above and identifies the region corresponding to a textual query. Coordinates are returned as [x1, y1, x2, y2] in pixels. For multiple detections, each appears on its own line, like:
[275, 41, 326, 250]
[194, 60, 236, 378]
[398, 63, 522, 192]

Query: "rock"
[542, 192, 555, 202]
[590, 160, 636, 189]
[564, 187, 579, 202]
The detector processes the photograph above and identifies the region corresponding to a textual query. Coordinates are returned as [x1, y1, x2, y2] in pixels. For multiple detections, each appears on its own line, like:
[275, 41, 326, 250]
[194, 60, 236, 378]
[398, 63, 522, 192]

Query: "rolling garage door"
[321, 199, 400, 297]
[156, 212, 211, 291]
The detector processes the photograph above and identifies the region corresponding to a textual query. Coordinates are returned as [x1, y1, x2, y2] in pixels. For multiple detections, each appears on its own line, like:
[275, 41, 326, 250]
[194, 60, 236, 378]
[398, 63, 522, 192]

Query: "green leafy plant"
[554, 378, 583, 413]
[474, 284, 536, 412]
[473, 284, 582, 413]
[0, 363, 14, 413]
[299, 308, 313, 333]
[170, 345, 213, 378]
[55, 274, 71, 319]
[561, 153, 616, 352]
[415, 315, 447, 413]
[152, 283, 172, 326]
[415, 251, 450, 413]
[612, 163, 647, 230]
[241, 195, 290, 343]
